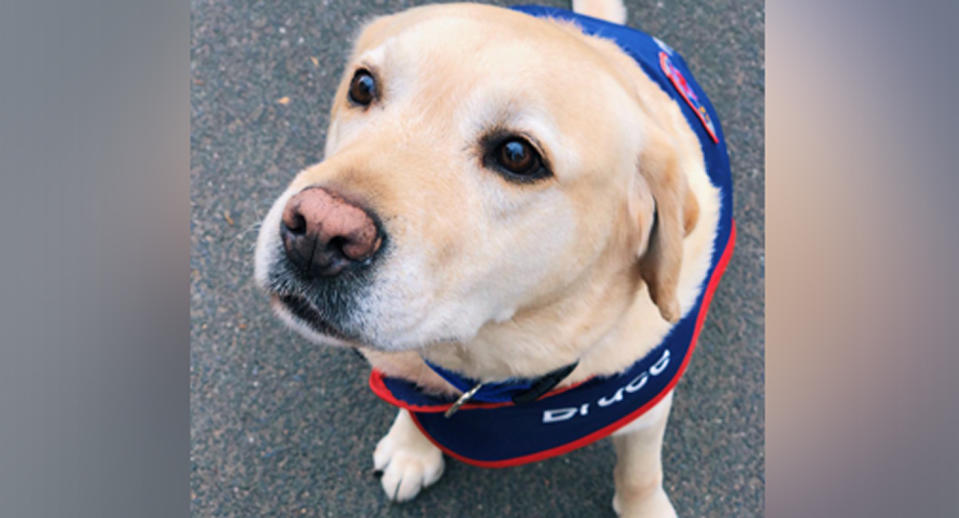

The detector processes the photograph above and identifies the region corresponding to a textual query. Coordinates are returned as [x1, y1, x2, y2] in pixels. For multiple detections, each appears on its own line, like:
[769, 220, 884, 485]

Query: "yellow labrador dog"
[254, 1, 733, 516]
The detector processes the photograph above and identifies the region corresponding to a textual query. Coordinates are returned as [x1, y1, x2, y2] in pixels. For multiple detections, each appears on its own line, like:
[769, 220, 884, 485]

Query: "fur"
[253, 2, 720, 515]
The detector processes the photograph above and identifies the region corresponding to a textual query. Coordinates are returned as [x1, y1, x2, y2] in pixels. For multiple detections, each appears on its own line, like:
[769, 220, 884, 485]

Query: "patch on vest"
[659, 52, 719, 143]
[652, 36, 674, 56]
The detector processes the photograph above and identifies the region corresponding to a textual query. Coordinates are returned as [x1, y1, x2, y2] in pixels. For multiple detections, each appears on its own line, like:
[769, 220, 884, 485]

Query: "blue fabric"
[371, 5, 735, 466]
[424, 359, 543, 403]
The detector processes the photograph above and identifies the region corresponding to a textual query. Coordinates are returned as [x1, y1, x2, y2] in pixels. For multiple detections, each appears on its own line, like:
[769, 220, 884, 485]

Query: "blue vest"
[369, 5, 735, 468]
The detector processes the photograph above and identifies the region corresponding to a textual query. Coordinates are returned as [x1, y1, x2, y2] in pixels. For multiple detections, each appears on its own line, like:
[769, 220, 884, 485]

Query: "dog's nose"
[280, 186, 383, 277]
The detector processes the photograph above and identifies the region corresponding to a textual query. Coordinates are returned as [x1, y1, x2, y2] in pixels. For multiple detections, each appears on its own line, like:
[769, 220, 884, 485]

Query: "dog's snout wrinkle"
[280, 186, 384, 277]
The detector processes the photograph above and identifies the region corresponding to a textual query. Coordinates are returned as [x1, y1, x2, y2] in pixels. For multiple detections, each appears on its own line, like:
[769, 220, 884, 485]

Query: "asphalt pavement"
[190, 0, 764, 516]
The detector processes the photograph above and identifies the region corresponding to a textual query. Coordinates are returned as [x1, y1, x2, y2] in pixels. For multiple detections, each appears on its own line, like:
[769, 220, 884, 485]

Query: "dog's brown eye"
[482, 134, 550, 183]
[348, 69, 376, 106]
[496, 138, 539, 175]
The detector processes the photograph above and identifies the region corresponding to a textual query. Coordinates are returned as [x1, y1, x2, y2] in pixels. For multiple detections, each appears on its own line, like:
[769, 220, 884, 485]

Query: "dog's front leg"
[373, 409, 445, 502]
[610, 391, 677, 518]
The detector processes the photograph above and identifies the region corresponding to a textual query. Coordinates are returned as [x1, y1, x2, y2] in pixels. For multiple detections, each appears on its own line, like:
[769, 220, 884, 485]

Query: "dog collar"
[423, 358, 579, 415]
[368, 5, 735, 468]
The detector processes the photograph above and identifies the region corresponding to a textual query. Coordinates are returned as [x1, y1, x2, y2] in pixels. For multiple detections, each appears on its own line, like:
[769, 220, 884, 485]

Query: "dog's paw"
[613, 488, 677, 518]
[373, 417, 444, 502]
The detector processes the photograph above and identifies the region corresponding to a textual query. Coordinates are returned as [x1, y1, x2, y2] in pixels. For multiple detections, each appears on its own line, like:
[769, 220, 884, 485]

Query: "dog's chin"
[269, 293, 468, 352]
[270, 294, 360, 348]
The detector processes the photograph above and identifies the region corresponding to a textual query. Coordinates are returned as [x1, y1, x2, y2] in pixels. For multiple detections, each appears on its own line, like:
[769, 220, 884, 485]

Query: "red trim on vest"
[404, 220, 736, 467]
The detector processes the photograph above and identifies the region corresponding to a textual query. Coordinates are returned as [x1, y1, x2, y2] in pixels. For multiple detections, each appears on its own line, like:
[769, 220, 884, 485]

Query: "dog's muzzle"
[264, 185, 387, 341]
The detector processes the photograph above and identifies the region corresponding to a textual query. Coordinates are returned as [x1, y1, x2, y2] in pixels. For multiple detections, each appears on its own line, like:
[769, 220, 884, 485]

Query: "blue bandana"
[369, 5, 735, 468]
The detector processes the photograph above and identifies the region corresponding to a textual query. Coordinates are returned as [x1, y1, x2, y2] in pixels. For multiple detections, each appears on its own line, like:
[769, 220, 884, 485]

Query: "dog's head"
[254, 4, 697, 352]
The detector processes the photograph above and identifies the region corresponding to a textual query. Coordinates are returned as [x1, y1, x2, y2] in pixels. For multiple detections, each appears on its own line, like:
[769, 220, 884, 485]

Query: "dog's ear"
[634, 126, 699, 323]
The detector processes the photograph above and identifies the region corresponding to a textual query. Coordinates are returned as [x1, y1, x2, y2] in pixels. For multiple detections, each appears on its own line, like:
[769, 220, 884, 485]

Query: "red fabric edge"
[660, 52, 720, 144]
[410, 220, 737, 467]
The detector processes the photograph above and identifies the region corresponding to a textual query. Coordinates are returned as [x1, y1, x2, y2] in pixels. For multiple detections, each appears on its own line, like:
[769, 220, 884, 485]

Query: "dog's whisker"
[234, 220, 262, 241]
